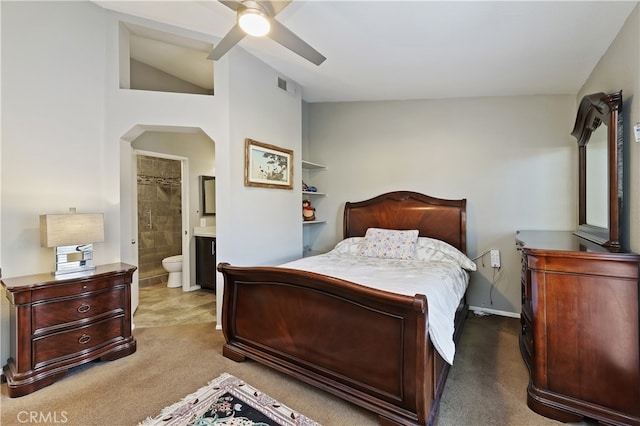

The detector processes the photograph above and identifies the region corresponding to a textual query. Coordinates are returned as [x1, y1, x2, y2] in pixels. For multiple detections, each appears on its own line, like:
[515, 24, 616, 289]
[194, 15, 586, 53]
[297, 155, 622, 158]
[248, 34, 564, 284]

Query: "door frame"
[133, 149, 191, 293]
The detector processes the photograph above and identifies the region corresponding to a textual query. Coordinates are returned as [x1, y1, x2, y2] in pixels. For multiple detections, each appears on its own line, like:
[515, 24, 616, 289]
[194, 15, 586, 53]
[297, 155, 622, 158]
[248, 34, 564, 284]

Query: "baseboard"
[469, 306, 520, 318]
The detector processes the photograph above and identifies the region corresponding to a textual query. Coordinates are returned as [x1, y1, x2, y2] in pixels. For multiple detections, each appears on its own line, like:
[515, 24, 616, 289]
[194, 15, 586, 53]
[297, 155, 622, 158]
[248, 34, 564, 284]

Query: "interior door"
[120, 140, 139, 315]
[180, 159, 191, 292]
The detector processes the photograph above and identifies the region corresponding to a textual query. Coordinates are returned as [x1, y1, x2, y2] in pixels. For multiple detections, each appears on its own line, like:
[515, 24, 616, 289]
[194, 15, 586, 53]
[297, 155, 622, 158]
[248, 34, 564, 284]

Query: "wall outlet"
[490, 249, 501, 268]
[200, 218, 206, 227]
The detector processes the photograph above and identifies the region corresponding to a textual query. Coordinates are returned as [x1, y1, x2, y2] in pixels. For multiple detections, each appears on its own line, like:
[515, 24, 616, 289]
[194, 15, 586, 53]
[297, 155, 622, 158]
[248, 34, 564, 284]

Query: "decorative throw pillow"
[357, 228, 419, 260]
[415, 237, 477, 271]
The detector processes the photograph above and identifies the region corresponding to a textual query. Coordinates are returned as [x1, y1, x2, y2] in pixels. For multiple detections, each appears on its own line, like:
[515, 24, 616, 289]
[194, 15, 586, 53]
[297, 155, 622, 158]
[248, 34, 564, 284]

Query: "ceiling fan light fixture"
[238, 8, 271, 37]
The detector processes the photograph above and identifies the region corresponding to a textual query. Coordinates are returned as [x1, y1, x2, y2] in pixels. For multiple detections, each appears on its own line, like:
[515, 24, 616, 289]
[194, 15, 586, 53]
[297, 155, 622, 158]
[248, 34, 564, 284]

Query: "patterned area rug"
[139, 372, 320, 426]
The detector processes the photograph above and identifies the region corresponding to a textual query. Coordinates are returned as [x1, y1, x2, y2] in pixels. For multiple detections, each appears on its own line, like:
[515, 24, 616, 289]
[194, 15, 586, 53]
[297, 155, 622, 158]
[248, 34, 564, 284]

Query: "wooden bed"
[217, 191, 469, 426]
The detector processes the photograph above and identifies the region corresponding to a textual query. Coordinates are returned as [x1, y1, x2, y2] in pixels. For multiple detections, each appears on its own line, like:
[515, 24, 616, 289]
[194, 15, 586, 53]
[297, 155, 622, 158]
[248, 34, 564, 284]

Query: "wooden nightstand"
[1, 263, 137, 397]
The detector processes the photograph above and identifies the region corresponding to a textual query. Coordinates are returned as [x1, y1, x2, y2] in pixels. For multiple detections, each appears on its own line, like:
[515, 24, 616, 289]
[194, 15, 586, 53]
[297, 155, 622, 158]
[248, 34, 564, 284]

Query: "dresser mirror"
[571, 91, 623, 250]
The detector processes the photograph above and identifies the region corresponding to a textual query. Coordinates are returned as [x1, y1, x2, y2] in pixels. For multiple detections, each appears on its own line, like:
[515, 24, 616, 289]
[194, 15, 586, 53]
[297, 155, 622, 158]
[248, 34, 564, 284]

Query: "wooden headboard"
[343, 191, 467, 253]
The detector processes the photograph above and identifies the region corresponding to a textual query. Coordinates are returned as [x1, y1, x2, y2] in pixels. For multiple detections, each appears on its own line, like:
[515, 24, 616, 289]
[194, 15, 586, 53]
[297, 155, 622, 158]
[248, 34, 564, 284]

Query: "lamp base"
[53, 245, 95, 276]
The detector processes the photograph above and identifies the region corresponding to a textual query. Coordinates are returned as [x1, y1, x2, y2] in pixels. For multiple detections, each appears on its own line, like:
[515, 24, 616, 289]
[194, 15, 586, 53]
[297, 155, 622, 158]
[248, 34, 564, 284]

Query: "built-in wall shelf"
[302, 160, 327, 170]
[302, 159, 328, 254]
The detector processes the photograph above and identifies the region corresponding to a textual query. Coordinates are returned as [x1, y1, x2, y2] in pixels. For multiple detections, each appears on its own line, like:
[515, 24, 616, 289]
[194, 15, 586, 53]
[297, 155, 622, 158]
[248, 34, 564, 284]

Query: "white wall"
[225, 49, 303, 266]
[577, 3, 640, 253]
[1, 1, 302, 364]
[2, 1, 109, 276]
[306, 96, 577, 315]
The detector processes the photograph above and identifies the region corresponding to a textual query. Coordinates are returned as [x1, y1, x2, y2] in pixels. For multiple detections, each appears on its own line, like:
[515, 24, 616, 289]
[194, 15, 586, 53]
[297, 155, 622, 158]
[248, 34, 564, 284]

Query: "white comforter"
[279, 237, 476, 365]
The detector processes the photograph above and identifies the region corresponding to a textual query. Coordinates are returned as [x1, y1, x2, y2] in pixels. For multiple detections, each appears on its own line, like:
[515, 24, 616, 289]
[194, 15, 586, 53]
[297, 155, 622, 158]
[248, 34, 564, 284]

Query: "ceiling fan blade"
[259, 1, 291, 17]
[219, 0, 243, 12]
[269, 20, 326, 66]
[207, 24, 246, 60]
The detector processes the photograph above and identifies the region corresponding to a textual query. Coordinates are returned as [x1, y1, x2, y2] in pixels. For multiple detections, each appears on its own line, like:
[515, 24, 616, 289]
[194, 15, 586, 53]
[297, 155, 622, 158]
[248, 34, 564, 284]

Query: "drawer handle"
[77, 303, 91, 313]
[78, 334, 91, 344]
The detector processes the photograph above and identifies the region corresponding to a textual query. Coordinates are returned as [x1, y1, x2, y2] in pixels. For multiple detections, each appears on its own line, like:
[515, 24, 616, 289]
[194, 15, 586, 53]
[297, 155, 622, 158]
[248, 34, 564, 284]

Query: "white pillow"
[415, 237, 477, 271]
[357, 228, 419, 260]
[332, 237, 364, 254]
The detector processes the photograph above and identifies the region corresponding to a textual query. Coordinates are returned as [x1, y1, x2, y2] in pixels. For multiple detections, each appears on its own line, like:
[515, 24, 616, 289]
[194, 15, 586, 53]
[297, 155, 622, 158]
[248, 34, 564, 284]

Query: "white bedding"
[279, 237, 476, 365]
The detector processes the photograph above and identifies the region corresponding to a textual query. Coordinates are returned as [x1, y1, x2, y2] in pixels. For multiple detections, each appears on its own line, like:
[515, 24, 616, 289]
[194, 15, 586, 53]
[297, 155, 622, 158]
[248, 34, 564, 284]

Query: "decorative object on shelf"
[244, 139, 293, 189]
[40, 208, 104, 276]
[302, 181, 318, 192]
[302, 199, 316, 221]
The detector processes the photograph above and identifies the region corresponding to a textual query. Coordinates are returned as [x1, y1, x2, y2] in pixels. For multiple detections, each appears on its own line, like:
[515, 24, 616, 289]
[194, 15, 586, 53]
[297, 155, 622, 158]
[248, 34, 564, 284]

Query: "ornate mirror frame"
[571, 91, 623, 250]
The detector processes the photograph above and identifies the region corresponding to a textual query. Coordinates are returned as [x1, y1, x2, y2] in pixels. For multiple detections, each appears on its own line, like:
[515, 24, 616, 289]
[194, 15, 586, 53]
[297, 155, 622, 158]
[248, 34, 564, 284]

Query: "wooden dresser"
[516, 231, 640, 425]
[1, 263, 137, 397]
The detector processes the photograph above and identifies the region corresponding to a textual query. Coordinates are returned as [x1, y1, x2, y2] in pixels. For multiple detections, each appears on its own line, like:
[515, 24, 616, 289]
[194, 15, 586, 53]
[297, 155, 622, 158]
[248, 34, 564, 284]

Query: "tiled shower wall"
[137, 155, 182, 287]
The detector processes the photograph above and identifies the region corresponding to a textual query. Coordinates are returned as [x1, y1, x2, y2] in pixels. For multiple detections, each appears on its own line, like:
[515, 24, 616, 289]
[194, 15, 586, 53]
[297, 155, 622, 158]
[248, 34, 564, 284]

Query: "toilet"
[162, 255, 182, 288]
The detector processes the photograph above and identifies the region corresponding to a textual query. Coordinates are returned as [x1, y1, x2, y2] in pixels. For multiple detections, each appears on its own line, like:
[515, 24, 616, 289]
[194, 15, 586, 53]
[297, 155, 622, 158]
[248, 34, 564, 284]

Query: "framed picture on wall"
[244, 138, 294, 189]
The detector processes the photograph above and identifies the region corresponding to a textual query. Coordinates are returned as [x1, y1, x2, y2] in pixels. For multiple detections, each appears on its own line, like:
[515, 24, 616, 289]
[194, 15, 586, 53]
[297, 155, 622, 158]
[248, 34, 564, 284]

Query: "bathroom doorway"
[121, 126, 216, 326]
[135, 153, 185, 288]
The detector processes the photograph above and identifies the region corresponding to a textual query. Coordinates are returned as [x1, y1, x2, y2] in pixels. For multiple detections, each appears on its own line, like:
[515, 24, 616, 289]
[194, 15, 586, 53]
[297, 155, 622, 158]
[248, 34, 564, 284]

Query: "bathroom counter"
[193, 226, 216, 237]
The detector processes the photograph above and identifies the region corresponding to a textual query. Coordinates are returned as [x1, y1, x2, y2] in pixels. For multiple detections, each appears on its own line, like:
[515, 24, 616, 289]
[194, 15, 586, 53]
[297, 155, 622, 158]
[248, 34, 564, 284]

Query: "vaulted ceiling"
[94, 1, 638, 102]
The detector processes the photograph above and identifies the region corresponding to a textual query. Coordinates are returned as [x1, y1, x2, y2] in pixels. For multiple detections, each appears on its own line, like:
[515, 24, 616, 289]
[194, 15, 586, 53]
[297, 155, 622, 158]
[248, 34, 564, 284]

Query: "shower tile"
[157, 185, 170, 202]
[139, 231, 155, 249]
[138, 185, 156, 201]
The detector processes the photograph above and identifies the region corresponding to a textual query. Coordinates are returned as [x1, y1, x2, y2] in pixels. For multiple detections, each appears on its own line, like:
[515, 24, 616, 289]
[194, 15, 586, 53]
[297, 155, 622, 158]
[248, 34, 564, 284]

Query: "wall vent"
[277, 76, 288, 91]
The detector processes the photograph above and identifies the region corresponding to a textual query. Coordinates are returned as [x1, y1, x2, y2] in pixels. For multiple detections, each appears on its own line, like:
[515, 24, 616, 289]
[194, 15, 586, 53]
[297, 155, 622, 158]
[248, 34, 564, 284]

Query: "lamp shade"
[40, 213, 104, 248]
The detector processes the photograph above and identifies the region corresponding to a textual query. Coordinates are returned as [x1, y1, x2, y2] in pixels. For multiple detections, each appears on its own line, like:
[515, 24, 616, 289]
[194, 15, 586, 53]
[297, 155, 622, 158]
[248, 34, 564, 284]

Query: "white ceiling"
[93, 1, 638, 103]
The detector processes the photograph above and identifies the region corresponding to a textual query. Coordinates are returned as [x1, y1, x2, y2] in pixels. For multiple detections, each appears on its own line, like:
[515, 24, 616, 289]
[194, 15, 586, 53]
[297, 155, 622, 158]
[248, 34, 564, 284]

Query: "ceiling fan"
[207, 0, 326, 65]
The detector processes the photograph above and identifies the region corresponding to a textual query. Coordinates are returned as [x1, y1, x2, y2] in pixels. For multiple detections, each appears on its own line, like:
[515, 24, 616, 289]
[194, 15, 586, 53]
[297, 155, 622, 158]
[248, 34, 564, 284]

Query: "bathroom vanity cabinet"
[1, 263, 137, 397]
[196, 236, 216, 291]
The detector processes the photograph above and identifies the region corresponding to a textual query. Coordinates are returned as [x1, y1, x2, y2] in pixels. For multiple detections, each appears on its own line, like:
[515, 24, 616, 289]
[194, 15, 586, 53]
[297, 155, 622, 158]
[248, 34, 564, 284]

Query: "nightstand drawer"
[33, 316, 125, 368]
[29, 276, 126, 303]
[32, 288, 126, 333]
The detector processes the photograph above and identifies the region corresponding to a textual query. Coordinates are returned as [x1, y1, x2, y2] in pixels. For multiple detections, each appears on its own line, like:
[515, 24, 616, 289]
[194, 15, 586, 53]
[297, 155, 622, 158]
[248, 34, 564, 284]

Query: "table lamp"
[40, 209, 104, 276]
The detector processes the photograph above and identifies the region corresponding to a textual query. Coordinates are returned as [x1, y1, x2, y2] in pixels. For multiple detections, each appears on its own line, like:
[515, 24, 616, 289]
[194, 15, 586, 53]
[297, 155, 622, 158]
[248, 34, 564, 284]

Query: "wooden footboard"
[218, 262, 467, 426]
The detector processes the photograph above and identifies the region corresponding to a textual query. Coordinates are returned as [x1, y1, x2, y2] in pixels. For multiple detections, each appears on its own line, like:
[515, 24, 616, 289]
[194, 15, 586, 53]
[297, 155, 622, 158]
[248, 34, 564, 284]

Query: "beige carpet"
[0, 316, 584, 426]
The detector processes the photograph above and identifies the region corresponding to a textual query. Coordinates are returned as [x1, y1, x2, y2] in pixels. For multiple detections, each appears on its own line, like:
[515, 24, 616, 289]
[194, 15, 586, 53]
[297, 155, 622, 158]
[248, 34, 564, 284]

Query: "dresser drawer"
[32, 288, 126, 333]
[29, 275, 127, 303]
[33, 316, 126, 368]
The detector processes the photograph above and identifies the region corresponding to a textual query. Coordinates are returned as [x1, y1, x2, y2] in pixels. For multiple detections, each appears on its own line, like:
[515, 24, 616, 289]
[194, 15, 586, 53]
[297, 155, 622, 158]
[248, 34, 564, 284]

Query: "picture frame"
[244, 139, 294, 189]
